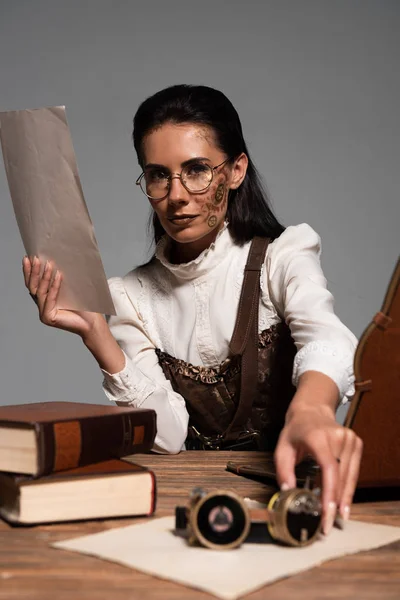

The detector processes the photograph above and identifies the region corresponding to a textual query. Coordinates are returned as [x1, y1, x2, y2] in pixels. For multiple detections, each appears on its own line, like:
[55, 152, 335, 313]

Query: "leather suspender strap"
[224, 236, 271, 439]
[229, 237, 271, 355]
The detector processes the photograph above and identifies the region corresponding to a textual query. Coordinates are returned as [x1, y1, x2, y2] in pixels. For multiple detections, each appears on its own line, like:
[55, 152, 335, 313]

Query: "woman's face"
[141, 122, 247, 257]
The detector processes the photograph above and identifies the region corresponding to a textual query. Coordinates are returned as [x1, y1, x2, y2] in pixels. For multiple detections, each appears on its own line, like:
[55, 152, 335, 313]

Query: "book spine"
[35, 412, 156, 477]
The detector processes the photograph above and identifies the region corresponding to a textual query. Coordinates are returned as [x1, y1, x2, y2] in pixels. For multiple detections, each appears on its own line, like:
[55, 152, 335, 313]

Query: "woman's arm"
[93, 276, 190, 454]
[265, 225, 363, 534]
[23, 257, 189, 454]
[82, 302, 190, 455]
[274, 370, 362, 535]
[81, 314, 126, 373]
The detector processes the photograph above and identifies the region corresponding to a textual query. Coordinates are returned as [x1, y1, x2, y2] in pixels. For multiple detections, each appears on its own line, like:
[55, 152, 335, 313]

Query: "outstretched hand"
[22, 256, 102, 338]
[274, 373, 363, 536]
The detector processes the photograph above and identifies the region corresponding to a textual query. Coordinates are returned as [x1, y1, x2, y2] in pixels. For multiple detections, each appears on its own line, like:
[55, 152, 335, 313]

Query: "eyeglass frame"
[135, 157, 232, 200]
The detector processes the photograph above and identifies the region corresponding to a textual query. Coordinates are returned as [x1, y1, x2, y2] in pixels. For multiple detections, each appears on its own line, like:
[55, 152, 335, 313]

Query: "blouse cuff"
[292, 340, 355, 404]
[101, 350, 156, 407]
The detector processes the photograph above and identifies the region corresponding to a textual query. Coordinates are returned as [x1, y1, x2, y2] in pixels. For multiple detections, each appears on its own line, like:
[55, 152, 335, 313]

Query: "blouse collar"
[155, 222, 234, 280]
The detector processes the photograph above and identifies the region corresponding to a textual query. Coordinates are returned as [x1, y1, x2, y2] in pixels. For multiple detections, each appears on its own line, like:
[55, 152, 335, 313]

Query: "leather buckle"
[187, 425, 262, 451]
[222, 430, 263, 451]
[219, 358, 231, 374]
[188, 426, 224, 450]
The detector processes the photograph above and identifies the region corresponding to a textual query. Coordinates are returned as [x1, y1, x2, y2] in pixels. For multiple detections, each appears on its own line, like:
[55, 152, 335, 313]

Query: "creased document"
[52, 516, 400, 600]
[0, 106, 116, 314]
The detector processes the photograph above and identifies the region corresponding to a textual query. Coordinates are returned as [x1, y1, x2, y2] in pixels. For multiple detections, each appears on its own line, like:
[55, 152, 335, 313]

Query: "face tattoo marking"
[205, 202, 225, 215]
[214, 183, 225, 205]
[208, 215, 217, 227]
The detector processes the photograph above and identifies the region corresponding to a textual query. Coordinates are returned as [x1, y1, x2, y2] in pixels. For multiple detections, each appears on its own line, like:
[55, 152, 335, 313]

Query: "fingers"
[319, 453, 340, 535]
[22, 256, 62, 320]
[306, 434, 340, 535]
[315, 427, 362, 533]
[276, 430, 341, 535]
[36, 260, 54, 307]
[277, 412, 363, 538]
[337, 432, 363, 520]
[274, 439, 298, 490]
[22, 256, 32, 287]
[23, 255, 41, 295]
[42, 270, 62, 319]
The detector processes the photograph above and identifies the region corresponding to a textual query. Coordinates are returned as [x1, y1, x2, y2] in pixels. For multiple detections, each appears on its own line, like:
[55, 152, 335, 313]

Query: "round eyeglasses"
[136, 158, 231, 200]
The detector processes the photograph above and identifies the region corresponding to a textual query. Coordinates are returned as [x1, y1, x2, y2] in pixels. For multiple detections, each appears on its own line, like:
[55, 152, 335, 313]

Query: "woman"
[23, 84, 362, 536]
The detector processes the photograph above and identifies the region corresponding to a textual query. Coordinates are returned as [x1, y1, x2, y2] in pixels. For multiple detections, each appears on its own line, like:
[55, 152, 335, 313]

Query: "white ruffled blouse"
[102, 223, 357, 454]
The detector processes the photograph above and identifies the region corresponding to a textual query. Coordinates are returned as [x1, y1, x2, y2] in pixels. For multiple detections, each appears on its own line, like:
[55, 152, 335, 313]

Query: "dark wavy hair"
[132, 84, 284, 245]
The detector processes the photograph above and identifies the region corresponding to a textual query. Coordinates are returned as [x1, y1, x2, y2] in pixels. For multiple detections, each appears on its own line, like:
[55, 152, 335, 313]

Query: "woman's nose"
[168, 175, 190, 204]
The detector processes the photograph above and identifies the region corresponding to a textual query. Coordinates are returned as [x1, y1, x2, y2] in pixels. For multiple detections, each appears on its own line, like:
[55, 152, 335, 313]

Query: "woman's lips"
[168, 215, 199, 226]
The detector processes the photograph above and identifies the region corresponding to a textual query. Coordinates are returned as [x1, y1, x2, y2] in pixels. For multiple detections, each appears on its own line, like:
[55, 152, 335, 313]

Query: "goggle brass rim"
[267, 489, 322, 547]
[189, 489, 251, 550]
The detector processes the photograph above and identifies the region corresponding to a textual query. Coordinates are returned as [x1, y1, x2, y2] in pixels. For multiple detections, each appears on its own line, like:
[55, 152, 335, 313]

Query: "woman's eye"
[147, 169, 168, 182]
[186, 163, 208, 177]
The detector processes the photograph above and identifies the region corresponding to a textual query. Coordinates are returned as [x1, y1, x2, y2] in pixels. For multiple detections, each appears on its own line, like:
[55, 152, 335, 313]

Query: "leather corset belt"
[156, 237, 297, 451]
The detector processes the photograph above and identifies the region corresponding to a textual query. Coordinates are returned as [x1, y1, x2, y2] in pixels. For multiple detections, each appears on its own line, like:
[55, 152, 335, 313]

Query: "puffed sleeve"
[266, 224, 358, 403]
[101, 276, 189, 453]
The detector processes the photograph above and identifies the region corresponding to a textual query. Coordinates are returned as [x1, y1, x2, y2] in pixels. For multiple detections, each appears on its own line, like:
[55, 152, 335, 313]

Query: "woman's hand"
[22, 255, 102, 338]
[274, 371, 363, 536]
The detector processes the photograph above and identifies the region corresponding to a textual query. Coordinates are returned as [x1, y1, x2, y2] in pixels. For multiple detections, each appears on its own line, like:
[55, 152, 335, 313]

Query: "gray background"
[0, 1, 399, 424]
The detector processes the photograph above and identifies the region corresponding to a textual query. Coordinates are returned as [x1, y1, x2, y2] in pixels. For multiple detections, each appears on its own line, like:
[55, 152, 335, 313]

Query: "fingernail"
[334, 515, 345, 530]
[280, 483, 290, 491]
[44, 260, 50, 271]
[323, 501, 337, 535]
[341, 505, 350, 521]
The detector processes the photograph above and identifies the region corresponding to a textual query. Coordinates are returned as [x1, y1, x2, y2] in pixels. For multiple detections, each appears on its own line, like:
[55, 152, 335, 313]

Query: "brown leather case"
[226, 456, 318, 487]
[0, 401, 157, 476]
[344, 258, 400, 488]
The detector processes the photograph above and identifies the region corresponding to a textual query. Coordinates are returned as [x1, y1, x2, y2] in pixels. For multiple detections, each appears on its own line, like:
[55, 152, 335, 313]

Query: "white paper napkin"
[52, 516, 400, 600]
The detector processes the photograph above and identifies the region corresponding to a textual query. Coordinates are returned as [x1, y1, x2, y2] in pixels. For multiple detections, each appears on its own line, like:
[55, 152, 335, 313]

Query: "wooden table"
[1, 452, 399, 599]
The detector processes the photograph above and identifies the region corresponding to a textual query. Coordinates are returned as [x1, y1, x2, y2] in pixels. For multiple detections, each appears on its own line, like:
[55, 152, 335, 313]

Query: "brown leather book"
[0, 401, 156, 477]
[0, 458, 156, 525]
[344, 258, 400, 488]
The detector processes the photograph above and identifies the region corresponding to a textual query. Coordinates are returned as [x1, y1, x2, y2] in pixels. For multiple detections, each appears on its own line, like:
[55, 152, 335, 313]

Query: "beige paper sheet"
[52, 516, 400, 600]
[0, 106, 115, 315]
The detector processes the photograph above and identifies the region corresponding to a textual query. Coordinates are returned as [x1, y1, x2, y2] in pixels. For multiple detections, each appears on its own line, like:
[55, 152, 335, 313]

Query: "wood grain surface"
[0, 451, 399, 599]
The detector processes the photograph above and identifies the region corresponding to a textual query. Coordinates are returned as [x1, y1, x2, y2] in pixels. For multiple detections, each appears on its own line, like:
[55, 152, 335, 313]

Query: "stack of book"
[0, 401, 157, 525]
